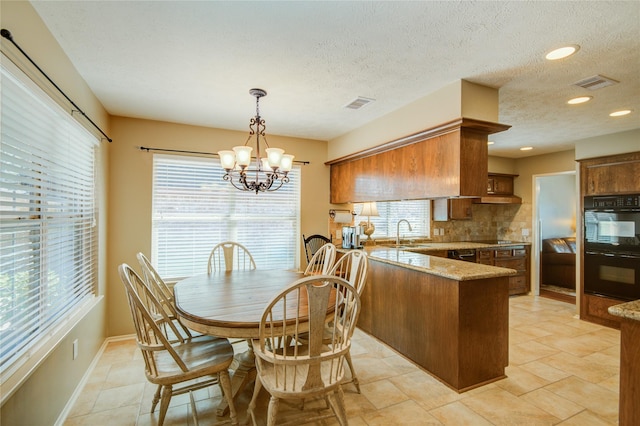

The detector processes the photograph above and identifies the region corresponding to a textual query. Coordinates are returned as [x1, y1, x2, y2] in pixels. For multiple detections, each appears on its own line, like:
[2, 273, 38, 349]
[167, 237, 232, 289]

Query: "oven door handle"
[585, 250, 640, 259]
[619, 253, 640, 259]
[585, 251, 615, 257]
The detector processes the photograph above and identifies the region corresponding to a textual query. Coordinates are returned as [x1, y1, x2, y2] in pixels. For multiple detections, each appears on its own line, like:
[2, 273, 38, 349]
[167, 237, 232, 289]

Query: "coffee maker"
[342, 225, 364, 249]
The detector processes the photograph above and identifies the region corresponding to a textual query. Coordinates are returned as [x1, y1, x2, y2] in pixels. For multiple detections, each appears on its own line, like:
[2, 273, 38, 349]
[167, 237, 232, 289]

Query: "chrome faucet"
[396, 219, 413, 245]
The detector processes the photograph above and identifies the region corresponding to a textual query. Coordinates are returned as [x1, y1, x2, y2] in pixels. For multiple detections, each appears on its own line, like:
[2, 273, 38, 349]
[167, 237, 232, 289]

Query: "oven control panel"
[586, 194, 640, 208]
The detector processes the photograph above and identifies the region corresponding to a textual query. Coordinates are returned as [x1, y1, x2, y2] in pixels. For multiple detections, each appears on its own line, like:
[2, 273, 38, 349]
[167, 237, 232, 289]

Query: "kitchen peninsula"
[357, 244, 521, 392]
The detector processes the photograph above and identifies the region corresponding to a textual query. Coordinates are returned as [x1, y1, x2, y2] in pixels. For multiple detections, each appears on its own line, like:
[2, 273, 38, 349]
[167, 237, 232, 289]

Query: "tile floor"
[64, 295, 621, 425]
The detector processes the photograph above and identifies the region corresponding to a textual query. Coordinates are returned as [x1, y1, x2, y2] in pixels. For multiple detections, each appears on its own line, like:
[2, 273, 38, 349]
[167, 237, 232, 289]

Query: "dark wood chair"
[303, 234, 331, 263]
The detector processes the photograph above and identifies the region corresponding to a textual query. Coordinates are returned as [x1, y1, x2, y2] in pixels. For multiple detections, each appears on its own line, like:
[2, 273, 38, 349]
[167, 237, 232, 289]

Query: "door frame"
[531, 170, 577, 298]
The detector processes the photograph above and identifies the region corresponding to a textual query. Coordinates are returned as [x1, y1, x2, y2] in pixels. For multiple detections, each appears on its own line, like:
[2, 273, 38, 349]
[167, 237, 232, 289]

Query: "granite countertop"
[381, 241, 531, 251]
[608, 299, 640, 322]
[363, 247, 517, 281]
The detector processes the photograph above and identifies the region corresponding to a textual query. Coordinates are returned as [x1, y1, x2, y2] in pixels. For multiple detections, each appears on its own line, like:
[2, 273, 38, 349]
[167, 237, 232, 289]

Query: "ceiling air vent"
[344, 96, 375, 110]
[573, 74, 619, 91]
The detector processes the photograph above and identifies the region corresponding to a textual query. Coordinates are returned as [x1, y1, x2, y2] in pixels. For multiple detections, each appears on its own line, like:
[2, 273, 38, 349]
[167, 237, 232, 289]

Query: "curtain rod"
[1, 29, 113, 143]
[138, 146, 310, 165]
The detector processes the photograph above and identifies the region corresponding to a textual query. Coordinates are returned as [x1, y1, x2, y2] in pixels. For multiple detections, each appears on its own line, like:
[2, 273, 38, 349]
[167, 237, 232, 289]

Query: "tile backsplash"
[431, 202, 532, 243]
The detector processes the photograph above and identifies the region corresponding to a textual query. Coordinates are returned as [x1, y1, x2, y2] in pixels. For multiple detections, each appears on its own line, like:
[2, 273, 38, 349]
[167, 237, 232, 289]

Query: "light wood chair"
[207, 241, 256, 274]
[304, 242, 337, 275]
[136, 252, 194, 341]
[329, 250, 368, 393]
[247, 275, 361, 426]
[303, 234, 331, 263]
[118, 263, 238, 426]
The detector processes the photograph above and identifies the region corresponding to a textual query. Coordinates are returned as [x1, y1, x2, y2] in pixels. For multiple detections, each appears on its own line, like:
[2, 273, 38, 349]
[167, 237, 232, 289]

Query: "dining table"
[173, 268, 305, 416]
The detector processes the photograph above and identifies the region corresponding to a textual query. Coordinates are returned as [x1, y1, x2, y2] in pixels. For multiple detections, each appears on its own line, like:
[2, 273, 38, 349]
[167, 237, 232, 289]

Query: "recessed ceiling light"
[520, 147, 533, 151]
[487, 141, 494, 145]
[609, 109, 632, 117]
[567, 96, 592, 105]
[545, 45, 580, 60]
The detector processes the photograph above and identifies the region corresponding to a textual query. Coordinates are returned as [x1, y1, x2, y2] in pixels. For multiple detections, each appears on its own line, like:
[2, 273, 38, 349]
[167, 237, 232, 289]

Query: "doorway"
[533, 172, 577, 303]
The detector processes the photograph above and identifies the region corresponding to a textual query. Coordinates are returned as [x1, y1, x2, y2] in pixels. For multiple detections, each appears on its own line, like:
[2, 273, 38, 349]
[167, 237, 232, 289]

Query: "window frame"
[0, 58, 99, 402]
[354, 200, 431, 239]
[151, 153, 302, 280]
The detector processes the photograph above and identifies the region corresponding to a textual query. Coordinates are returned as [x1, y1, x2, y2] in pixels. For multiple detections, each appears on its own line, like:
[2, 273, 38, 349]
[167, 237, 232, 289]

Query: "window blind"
[355, 200, 431, 238]
[151, 154, 301, 280]
[0, 61, 98, 374]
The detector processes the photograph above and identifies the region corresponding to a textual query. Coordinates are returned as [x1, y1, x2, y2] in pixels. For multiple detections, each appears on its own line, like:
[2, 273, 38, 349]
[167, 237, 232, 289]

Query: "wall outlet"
[433, 228, 440, 236]
[439, 228, 444, 235]
[72, 339, 78, 360]
[521, 228, 530, 236]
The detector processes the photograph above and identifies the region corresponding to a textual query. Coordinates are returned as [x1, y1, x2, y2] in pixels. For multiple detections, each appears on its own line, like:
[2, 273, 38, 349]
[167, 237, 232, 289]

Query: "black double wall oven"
[583, 194, 640, 301]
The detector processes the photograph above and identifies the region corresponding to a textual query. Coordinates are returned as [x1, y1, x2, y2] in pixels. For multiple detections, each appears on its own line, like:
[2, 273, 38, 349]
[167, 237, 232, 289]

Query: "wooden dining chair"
[118, 263, 238, 426]
[329, 249, 368, 393]
[207, 241, 256, 274]
[303, 234, 331, 263]
[136, 252, 194, 341]
[247, 275, 361, 426]
[304, 242, 337, 275]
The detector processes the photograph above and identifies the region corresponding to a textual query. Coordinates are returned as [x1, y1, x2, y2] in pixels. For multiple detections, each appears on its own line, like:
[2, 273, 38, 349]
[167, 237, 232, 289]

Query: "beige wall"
[107, 116, 330, 335]
[575, 128, 640, 160]
[327, 80, 500, 161]
[1, 2, 109, 424]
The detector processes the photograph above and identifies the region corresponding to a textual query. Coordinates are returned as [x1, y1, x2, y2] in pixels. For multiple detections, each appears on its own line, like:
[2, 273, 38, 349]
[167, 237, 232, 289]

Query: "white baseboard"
[54, 334, 136, 426]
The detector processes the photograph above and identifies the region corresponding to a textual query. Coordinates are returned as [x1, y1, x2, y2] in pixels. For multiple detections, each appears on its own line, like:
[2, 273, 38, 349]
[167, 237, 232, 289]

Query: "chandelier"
[217, 88, 294, 193]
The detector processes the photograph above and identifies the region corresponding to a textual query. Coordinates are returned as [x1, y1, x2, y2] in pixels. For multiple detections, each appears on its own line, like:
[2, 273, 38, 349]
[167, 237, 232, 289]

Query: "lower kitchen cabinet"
[477, 246, 530, 295]
[359, 259, 509, 392]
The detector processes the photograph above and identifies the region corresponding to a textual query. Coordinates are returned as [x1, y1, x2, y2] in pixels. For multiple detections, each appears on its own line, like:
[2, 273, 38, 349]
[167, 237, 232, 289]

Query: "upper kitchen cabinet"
[474, 173, 522, 204]
[581, 151, 640, 196]
[327, 118, 511, 203]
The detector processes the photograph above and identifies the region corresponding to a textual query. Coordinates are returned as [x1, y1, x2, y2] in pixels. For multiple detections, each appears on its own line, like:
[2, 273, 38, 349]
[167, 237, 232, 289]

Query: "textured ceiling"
[27, 1, 640, 158]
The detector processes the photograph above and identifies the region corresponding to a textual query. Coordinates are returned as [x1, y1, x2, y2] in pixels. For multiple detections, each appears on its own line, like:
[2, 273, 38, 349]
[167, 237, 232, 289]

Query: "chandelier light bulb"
[265, 147, 284, 169]
[232, 146, 252, 167]
[217, 150, 236, 170]
[280, 154, 295, 172]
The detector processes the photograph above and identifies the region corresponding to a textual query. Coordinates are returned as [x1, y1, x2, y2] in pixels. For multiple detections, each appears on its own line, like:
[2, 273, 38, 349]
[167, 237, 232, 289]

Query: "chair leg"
[247, 376, 262, 426]
[327, 387, 348, 426]
[151, 384, 162, 412]
[158, 385, 173, 426]
[266, 396, 279, 426]
[345, 351, 361, 393]
[219, 370, 238, 426]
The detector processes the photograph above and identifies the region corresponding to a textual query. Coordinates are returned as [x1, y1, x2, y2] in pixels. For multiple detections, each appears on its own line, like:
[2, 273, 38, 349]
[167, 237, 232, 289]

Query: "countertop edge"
[366, 250, 518, 281]
[608, 300, 640, 322]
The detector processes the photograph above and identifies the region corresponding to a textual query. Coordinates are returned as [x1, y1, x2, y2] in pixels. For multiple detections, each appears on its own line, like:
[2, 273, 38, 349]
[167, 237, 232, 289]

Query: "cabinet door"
[449, 199, 473, 220]
[488, 176, 514, 195]
[432, 198, 472, 220]
[477, 249, 493, 265]
[583, 158, 640, 196]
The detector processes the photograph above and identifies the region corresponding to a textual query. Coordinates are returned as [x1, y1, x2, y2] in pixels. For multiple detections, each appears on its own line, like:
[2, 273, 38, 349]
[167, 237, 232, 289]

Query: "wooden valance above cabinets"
[326, 118, 511, 204]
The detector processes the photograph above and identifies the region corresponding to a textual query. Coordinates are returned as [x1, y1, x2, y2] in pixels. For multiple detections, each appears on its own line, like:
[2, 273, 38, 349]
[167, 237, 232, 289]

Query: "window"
[151, 154, 301, 280]
[0, 61, 98, 378]
[355, 200, 431, 239]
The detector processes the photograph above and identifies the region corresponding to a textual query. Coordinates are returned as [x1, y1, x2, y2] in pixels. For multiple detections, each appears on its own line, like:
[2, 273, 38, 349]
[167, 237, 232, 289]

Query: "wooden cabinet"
[617, 317, 640, 426]
[327, 118, 510, 203]
[359, 259, 509, 392]
[475, 173, 522, 204]
[477, 246, 530, 295]
[432, 198, 473, 221]
[487, 173, 515, 195]
[578, 151, 640, 328]
[581, 293, 622, 329]
[581, 151, 640, 196]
